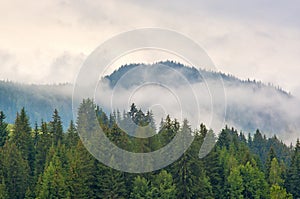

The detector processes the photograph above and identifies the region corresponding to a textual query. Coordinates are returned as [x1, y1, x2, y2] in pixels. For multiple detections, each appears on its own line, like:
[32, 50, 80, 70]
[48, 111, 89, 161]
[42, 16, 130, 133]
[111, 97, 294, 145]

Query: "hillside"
[0, 61, 298, 140]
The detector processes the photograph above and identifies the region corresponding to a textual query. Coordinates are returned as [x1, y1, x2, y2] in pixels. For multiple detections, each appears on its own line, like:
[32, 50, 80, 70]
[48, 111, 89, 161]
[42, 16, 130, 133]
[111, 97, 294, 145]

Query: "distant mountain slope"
[0, 61, 298, 142]
[0, 81, 72, 128]
[103, 61, 298, 141]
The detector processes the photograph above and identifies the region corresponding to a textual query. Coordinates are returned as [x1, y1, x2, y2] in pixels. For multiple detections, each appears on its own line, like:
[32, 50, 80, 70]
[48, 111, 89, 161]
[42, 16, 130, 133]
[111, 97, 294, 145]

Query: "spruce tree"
[49, 109, 63, 145]
[66, 140, 95, 199]
[286, 139, 300, 198]
[37, 154, 70, 199]
[0, 111, 8, 147]
[0, 142, 30, 199]
[0, 177, 8, 199]
[151, 170, 176, 199]
[11, 108, 34, 173]
[227, 167, 244, 199]
[65, 120, 78, 148]
[130, 176, 152, 199]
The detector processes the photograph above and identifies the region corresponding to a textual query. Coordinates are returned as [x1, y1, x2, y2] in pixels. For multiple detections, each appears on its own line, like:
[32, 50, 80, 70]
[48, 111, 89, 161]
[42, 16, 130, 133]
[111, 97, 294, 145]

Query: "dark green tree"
[11, 108, 34, 172]
[36, 154, 70, 199]
[266, 147, 277, 181]
[286, 139, 300, 198]
[226, 167, 244, 199]
[0, 176, 9, 199]
[65, 120, 78, 148]
[66, 140, 95, 199]
[130, 176, 152, 199]
[49, 109, 63, 145]
[0, 111, 8, 147]
[151, 170, 176, 199]
[34, 121, 52, 181]
[0, 142, 30, 199]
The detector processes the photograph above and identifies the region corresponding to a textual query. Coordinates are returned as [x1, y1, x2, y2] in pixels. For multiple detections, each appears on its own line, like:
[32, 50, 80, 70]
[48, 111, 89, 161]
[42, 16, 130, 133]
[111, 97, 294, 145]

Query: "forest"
[0, 99, 299, 199]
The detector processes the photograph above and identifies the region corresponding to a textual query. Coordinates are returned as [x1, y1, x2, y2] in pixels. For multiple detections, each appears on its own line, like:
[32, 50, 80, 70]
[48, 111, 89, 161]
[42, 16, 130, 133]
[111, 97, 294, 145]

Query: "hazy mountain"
[0, 61, 299, 142]
[0, 81, 73, 129]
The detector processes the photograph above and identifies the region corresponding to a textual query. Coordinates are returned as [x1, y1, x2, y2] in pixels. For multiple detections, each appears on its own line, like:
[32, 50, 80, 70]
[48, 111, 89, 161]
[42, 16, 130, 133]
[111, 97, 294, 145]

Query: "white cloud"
[0, 0, 299, 95]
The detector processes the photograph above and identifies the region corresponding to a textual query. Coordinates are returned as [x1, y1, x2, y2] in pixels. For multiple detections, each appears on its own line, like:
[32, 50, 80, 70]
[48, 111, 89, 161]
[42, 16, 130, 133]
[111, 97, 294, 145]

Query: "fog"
[86, 63, 300, 144]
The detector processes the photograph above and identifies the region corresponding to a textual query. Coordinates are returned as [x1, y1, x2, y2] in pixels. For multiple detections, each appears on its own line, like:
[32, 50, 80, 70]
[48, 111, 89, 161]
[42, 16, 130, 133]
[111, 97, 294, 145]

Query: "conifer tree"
[0, 111, 8, 147]
[0, 142, 30, 199]
[11, 108, 34, 172]
[65, 120, 78, 148]
[151, 170, 176, 199]
[66, 140, 95, 199]
[130, 176, 152, 199]
[0, 177, 8, 199]
[36, 154, 70, 199]
[286, 138, 300, 198]
[49, 109, 63, 145]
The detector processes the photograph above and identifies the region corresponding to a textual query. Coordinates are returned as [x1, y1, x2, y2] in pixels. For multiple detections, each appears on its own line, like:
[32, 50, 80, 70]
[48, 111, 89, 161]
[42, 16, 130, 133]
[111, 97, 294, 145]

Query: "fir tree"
[286, 138, 300, 198]
[11, 108, 34, 173]
[0, 142, 30, 199]
[49, 109, 63, 145]
[0, 111, 8, 147]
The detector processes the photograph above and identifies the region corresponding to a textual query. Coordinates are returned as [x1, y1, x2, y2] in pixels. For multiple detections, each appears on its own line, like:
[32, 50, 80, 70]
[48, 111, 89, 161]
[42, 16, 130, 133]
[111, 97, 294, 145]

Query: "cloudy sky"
[1, 0, 300, 96]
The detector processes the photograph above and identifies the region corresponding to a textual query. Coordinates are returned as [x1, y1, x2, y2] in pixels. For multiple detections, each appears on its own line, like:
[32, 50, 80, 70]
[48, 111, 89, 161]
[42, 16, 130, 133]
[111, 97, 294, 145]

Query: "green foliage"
[270, 184, 292, 199]
[49, 109, 63, 145]
[286, 139, 300, 198]
[97, 166, 127, 199]
[0, 102, 299, 199]
[66, 140, 95, 199]
[130, 176, 152, 199]
[150, 170, 176, 199]
[0, 111, 8, 147]
[227, 167, 244, 199]
[36, 154, 70, 199]
[11, 108, 34, 173]
[269, 158, 284, 186]
[240, 161, 269, 199]
[0, 177, 8, 199]
[0, 142, 30, 199]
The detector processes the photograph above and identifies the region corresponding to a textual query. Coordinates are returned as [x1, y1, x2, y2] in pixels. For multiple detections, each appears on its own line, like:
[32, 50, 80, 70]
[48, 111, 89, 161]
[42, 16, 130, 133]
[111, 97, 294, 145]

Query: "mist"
[90, 63, 300, 144]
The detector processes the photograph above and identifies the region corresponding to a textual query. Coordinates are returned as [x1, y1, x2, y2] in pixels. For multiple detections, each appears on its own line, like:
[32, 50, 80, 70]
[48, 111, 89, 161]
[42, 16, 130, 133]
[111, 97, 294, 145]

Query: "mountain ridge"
[0, 61, 297, 141]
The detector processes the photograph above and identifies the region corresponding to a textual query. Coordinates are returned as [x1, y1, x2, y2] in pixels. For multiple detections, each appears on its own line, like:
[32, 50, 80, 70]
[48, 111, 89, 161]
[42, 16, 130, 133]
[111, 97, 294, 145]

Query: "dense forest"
[0, 99, 299, 198]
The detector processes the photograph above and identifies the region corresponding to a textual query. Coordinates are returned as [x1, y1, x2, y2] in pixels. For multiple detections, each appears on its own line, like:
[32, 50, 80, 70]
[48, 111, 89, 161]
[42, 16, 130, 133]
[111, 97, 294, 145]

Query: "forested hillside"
[0, 61, 297, 136]
[0, 100, 299, 198]
[0, 81, 72, 128]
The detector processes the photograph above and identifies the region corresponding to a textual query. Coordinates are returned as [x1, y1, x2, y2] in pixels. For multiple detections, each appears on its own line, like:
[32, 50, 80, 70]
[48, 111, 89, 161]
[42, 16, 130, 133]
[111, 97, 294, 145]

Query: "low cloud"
[89, 64, 300, 144]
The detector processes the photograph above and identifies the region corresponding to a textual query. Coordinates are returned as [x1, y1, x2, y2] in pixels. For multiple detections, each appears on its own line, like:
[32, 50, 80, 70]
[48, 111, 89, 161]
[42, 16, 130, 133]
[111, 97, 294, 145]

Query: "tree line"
[0, 99, 299, 198]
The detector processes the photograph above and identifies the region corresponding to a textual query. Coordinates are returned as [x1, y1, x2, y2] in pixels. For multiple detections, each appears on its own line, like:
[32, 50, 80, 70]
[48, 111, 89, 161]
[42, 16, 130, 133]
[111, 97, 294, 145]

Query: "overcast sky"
[0, 0, 300, 97]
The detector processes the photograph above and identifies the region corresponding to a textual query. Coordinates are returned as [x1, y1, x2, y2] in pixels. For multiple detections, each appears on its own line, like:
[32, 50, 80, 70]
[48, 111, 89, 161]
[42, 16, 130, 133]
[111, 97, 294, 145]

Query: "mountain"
[103, 61, 298, 142]
[0, 81, 72, 129]
[0, 61, 299, 141]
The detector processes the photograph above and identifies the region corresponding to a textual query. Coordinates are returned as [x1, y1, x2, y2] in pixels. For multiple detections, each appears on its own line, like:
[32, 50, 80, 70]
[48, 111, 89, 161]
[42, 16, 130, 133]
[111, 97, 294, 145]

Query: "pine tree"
[97, 166, 127, 199]
[269, 158, 283, 186]
[0, 111, 8, 147]
[130, 176, 152, 199]
[170, 119, 197, 199]
[34, 121, 52, 181]
[286, 138, 300, 198]
[227, 167, 244, 199]
[11, 108, 34, 173]
[0, 177, 8, 199]
[0, 142, 30, 199]
[65, 120, 78, 148]
[150, 170, 176, 199]
[240, 161, 268, 199]
[266, 147, 277, 181]
[66, 140, 95, 199]
[270, 184, 292, 199]
[36, 154, 70, 199]
[49, 109, 63, 145]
